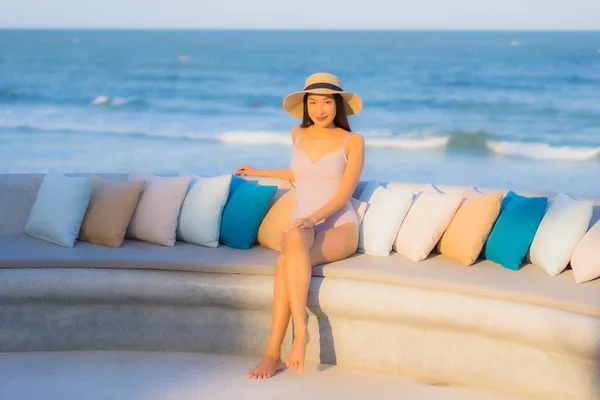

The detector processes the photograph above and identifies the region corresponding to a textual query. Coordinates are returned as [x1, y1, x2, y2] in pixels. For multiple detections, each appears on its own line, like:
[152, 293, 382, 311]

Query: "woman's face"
[307, 94, 336, 128]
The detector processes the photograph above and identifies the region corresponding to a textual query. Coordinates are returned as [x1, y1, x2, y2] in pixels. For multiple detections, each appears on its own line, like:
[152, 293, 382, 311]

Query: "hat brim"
[282, 88, 362, 119]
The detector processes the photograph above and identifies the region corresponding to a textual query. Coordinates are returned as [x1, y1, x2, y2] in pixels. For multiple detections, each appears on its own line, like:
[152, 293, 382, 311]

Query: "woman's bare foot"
[285, 329, 310, 372]
[247, 355, 286, 379]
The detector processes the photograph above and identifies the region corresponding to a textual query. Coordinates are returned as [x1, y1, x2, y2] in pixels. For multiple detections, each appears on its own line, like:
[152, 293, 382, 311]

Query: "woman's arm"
[253, 168, 295, 182]
[234, 126, 300, 182]
[307, 133, 365, 224]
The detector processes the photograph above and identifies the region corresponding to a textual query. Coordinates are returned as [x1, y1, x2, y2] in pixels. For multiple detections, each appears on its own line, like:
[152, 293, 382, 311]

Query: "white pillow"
[25, 171, 92, 247]
[529, 193, 593, 276]
[357, 180, 414, 257]
[126, 171, 190, 246]
[571, 220, 600, 283]
[176, 174, 232, 247]
[394, 184, 463, 262]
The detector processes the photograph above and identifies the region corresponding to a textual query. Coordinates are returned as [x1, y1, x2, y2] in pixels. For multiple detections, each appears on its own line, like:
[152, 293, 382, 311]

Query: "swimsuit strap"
[340, 133, 352, 153]
[294, 129, 302, 148]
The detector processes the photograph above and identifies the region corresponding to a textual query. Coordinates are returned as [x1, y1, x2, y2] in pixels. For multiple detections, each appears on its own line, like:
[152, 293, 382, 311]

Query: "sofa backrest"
[352, 180, 600, 230]
[1, 174, 598, 236]
[0, 173, 293, 236]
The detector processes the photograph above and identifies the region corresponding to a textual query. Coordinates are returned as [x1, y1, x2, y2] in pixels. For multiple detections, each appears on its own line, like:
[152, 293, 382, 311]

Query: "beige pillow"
[437, 188, 503, 266]
[258, 190, 296, 251]
[257, 190, 368, 252]
[78, 176, 146, 247]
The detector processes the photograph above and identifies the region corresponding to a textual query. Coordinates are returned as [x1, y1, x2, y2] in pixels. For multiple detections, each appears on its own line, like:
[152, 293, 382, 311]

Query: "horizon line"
[0, 27, 599, 32]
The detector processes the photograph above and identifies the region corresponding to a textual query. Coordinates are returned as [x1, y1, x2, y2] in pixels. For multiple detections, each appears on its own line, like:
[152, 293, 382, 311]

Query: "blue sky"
[1, 0, 599, 30]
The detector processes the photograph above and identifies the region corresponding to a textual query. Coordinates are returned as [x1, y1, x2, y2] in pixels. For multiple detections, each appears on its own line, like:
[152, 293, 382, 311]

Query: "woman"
[235, 72, 365, 379]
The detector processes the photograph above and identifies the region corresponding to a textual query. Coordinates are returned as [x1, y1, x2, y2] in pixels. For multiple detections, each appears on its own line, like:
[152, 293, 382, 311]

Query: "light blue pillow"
[220, 181, 277, 249]
[177, 174, 232, 247]
[25, 171, 92, 247]
[484, 193, 548, 270]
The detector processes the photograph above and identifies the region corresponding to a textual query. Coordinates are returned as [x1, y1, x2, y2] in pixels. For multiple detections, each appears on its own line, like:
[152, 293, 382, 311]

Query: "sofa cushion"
[176, 174, 232, 248]
[357, 180, 414, 257]
[393, 184, 462, 262]
[126, 171, 191, 247]
[1, 235, 600, 317]
[314, 251, 600, 317]
[0, 235, 279, 274]
[437, 190, 503, 266]
[220, 181, 278, 250]
[570, 220, 600, 284]
[25, 171, 93, 247]
[528, 193, 594, 276]
[78, 176, 146, 248]
[484, 194, 548, 270]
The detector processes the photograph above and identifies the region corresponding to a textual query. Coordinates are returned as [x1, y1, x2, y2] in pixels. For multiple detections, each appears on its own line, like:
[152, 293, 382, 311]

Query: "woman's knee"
[281, 227, 308, 253]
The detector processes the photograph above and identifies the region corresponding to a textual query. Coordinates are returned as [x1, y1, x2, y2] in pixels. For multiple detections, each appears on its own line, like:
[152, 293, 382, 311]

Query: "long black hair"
[300, 93, 352, 132]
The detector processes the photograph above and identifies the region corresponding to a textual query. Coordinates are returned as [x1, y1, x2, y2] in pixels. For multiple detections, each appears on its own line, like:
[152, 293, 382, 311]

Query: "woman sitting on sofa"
[235, 72, 365, 379]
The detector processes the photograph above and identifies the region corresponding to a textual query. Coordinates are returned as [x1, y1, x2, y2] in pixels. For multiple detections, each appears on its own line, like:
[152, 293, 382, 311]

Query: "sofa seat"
[2, 234, 599, 317]
[2, 234, 600, 399]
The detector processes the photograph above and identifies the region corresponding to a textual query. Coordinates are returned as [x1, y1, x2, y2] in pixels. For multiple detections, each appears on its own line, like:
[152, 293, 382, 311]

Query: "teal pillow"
[220, 181, 277, 249]
[228, 175, 246, 199]
[25, 171, 92, 247]
[484, 194, 547, 270]
[499, 190, 518, 213]
[480, 190, 517, 259]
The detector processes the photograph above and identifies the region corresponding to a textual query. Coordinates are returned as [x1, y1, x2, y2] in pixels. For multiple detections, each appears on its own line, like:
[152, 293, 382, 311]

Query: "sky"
[0, 0, 599, 30]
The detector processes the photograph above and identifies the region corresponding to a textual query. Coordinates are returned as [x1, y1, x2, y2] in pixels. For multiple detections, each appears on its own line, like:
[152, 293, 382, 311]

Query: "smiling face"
[306, 94, 337, 128]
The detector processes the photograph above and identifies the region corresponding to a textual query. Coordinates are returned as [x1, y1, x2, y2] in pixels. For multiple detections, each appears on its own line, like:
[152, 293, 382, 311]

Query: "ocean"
[1, 30, 599, 195]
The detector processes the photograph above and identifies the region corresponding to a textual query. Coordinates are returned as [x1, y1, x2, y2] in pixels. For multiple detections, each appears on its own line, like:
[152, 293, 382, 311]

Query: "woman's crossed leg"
[247, 223, 358, 379]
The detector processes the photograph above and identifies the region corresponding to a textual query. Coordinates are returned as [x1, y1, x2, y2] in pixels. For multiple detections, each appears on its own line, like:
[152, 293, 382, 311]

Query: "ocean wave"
[486, 141, 600, 161]
[218, 131, 451, 149]
[2, 121, 599, 162]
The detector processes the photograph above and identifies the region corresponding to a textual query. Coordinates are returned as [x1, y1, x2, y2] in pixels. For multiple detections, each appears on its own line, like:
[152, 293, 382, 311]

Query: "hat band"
[304, 82, 343, 92]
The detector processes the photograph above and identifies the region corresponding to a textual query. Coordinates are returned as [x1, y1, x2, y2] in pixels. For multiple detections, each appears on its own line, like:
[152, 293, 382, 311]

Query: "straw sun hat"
[282, 72, 362, 119]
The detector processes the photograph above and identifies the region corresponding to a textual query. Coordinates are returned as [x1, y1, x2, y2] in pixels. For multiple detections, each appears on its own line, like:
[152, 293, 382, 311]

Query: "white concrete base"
[0, 351, 526, 400]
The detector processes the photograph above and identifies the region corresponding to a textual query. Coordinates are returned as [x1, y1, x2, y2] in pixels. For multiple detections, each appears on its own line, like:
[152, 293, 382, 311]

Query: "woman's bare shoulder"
[347, 132, 365, 149]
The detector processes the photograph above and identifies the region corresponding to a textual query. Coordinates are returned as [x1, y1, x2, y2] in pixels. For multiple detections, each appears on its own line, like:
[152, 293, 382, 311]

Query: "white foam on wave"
[92, 95, 109, 105]
[91, 95, 132, 107]
[486, 140, 600, 161]
[218, 131, 450, 150]
[366, 136, 449, 149]
[218, 131, 291, 145]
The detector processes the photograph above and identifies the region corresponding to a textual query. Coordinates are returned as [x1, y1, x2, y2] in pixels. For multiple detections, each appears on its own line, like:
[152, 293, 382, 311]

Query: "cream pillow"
[394, 184, 463, 262]
[571, 220, 600, 283]
[126, 171, 190, 246]
[437, 188, 503, 266]
[358, 180, 414, 257]
[529, 193, 593, 276]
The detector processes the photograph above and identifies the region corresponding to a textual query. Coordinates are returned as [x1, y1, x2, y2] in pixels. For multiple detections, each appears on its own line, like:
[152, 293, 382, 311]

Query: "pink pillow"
[570, 220, 600, 283]
[394, 185, 462, 262]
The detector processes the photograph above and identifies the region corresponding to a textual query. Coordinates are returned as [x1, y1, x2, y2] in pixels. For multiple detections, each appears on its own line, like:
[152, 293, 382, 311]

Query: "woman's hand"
[235, 164, 259, 176]
[289, 218, 315, 230]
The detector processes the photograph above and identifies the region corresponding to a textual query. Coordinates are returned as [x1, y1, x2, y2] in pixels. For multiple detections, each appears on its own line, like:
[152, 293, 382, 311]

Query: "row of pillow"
[25, 170, 278, 250]
[24, 171, 599, 283]
[353, 180, 599, 283]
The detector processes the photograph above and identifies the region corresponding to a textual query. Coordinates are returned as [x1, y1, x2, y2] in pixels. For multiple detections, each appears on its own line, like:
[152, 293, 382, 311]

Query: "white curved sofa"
[1, 173, 599, 399]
